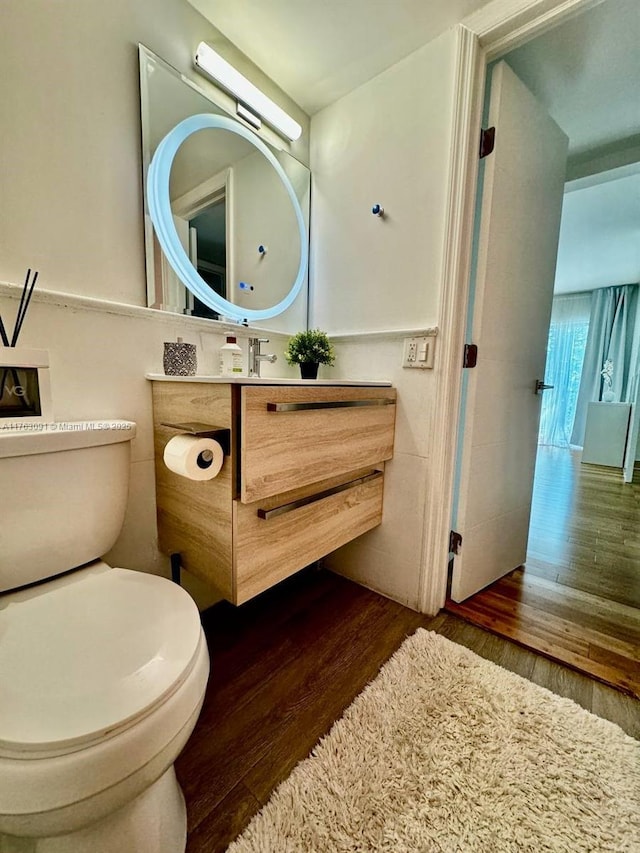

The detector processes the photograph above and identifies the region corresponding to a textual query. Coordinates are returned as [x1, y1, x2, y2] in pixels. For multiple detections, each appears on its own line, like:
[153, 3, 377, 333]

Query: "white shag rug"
[228, 629, 640, 852]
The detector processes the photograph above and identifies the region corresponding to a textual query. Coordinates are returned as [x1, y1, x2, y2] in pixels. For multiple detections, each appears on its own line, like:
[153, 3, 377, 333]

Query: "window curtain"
[571, 283, 640, 447]
[538, 293, 591, 447]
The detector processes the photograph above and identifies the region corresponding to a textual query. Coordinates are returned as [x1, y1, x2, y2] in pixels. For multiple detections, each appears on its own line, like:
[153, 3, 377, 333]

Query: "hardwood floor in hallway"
[446, 446, 640, 697]
[529, 447, 640, 608]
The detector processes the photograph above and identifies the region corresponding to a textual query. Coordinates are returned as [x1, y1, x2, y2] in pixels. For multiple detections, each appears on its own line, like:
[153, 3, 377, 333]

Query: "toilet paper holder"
[161, 421, 231, 456]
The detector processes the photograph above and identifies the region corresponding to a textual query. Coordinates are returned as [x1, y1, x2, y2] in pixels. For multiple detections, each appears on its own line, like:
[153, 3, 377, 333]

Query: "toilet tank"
[0, 421, 136, 592]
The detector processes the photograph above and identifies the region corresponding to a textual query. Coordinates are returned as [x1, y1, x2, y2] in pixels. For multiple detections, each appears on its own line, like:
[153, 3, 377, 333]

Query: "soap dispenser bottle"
[219, 336, 244, 376]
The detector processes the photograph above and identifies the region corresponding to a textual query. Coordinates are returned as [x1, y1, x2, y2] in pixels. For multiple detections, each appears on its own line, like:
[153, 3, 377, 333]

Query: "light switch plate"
[402, 336, 435, 369]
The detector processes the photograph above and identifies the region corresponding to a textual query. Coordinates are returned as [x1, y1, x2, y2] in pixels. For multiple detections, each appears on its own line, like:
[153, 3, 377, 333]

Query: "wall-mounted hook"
[371, 204, 385, 218]
[258, 244, 267, 256]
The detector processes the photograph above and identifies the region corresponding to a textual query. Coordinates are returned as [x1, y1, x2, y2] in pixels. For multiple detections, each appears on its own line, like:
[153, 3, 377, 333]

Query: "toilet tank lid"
[0, 420, 136, 458]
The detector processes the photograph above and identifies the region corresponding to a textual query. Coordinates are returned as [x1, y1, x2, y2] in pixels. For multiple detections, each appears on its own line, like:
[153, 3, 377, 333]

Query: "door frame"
[419, 0, 606, 614]
[171, 166, 236, 309]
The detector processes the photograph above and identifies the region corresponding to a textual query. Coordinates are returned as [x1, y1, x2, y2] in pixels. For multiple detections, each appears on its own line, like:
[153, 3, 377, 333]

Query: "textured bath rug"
[228, 629, 639, 853]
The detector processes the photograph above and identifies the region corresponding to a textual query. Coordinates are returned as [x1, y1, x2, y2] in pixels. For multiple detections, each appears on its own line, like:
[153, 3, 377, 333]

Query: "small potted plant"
[284, 329, 335, 379]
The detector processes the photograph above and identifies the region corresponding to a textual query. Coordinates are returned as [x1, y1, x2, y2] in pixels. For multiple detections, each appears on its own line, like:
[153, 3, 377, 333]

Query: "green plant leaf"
[284, 329, 335, 365]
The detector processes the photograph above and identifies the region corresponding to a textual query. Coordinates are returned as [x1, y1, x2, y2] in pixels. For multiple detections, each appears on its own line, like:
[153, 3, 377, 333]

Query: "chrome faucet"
[248, 337, 277, 378]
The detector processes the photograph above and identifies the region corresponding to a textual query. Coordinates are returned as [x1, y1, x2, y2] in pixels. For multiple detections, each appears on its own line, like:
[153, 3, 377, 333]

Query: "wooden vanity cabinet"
[151, 381, 396, 604]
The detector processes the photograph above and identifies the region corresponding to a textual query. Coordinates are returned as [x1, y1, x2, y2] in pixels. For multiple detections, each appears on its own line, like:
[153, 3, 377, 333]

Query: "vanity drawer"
[233, 469, 384, 604]
[240, 386, 396, 502]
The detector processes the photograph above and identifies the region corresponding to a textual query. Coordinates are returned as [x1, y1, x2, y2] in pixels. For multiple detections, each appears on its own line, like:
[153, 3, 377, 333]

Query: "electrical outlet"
[405, 339, 418, 363]
[402, 336, 435, 369]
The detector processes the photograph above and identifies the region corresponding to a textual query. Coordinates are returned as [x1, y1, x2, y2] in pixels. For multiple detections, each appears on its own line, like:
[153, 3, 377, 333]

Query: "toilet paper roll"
[163, 435, 224, 481]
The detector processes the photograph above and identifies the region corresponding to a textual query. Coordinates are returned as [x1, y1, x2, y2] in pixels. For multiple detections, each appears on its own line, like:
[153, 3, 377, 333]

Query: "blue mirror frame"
[147, 113, 308, 323]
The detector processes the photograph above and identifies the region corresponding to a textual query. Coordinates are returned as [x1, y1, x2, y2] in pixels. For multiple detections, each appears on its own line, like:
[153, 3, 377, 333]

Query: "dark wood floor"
[177, 566, 639, 853]
[447, 447, 640, 697]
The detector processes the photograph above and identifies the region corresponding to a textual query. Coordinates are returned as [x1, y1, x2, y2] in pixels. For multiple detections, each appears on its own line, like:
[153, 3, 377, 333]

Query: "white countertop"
[146, 374, 392, 387]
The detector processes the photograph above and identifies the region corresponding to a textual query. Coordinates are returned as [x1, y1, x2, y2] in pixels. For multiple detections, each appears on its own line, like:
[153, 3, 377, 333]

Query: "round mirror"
[147, 113, 308, 323]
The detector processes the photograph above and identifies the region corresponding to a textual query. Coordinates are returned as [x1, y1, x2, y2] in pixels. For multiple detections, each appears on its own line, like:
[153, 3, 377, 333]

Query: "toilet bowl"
[0, 422, 210, 852]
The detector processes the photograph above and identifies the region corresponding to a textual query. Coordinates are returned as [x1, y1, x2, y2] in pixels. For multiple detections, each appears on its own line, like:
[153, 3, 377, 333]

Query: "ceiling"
[504, 0, 640, 159]
[189, 0, 639, 157]
[554, 168, 640, 294]
[187, 0, 488, 114]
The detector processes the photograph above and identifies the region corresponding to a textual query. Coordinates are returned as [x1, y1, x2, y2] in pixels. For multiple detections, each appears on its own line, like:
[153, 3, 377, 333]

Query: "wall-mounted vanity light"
[194, 42, 302, 142]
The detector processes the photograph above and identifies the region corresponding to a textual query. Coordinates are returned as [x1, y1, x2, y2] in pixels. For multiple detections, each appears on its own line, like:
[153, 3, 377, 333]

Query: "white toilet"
[0, 421, 210, 853]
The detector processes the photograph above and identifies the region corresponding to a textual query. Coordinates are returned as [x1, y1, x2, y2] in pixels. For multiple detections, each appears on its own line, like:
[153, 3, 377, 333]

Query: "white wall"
[310, 30, 457, 334]
[0, 0, 306, 607]
[310, 30, 458, 609]
[320, 337, 436, 608]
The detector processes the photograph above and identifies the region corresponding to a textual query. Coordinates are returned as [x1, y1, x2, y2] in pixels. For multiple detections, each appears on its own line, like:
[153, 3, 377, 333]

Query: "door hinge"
[479, 126, 495, 159]
[449, 530, 462, 555]
[463, 343, 478, 368]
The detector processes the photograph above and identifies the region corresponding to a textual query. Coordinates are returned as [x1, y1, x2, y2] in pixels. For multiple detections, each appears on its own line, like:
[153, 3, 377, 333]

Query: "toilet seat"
[0, 561, 202, 758]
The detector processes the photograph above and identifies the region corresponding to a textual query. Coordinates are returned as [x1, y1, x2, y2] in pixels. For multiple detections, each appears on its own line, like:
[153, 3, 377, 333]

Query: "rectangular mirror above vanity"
[149, 378, 396, 604]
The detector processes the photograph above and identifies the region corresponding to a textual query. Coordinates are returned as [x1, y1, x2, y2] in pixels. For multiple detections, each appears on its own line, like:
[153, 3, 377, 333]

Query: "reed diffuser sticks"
[2, 269, 39, 348]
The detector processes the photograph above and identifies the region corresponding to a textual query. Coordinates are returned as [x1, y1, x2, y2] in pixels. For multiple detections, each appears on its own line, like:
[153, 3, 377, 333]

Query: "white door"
[451, 61, 568, 602]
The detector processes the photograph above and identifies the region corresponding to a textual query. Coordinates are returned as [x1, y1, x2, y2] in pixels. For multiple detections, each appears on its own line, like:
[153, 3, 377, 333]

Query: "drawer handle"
[267, 398, 395, 412]
[257, 471, 383, 520]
